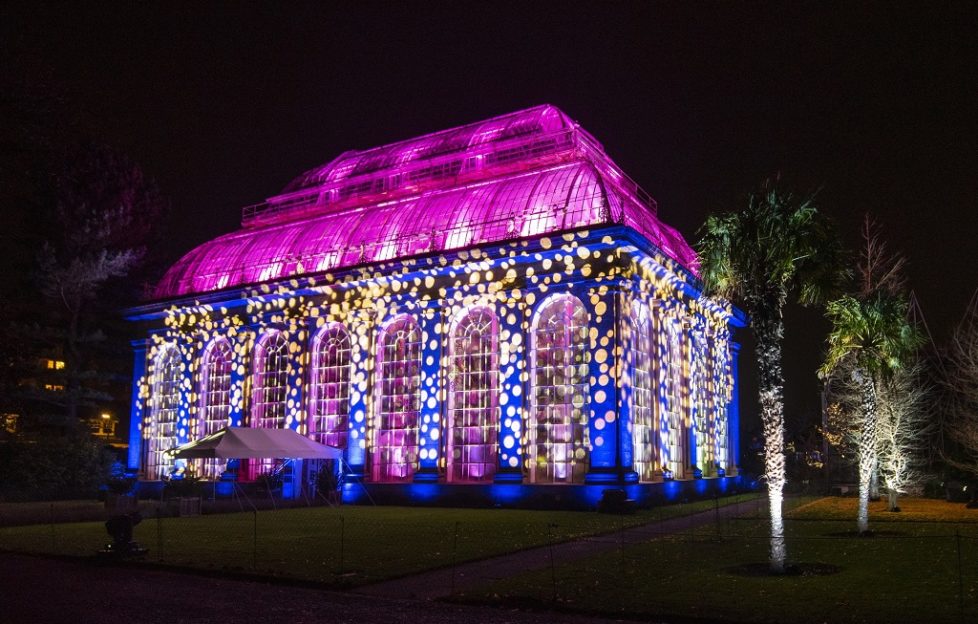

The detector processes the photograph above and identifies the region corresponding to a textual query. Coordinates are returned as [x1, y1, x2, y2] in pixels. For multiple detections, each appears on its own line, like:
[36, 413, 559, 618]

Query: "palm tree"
[698, 180, 843, 573]
[822, 293, 921, 534]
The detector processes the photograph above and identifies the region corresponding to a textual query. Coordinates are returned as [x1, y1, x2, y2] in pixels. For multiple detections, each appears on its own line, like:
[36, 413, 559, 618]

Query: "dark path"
[0, 552, 644, 624]
[357, 500, 752, 600]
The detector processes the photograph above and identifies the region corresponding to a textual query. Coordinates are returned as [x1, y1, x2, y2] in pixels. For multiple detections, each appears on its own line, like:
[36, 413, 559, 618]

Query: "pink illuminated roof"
[155, 105, 698, 299]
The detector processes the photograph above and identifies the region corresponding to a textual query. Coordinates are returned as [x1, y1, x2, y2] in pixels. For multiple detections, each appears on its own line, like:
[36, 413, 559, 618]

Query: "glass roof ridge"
[154, 107, 697, 299]
[242, 105, 616, 228]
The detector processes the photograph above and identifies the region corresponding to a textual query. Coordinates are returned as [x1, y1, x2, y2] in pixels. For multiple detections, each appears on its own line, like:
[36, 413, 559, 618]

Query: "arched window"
[662, 316, 685, 478]
[147, 345, 181, 480]
[371, 315, 421, 482]
[529, 294, 589, 483]
[198, 338, 232, 479]
[631, 303, 657, 482]
[310, 323, 351, 450]
[448, 306, 498, 482]
[251, 331, 290, 476]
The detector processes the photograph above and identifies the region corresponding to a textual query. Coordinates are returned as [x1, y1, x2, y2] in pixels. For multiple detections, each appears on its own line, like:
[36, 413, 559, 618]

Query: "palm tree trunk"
[856, 371, 879, 534]
[753, 305, 787, 573]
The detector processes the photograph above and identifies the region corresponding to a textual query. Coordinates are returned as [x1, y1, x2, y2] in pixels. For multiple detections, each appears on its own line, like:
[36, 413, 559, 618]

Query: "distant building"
[127, 106, 746, 506]
[88, 412, 118, 439]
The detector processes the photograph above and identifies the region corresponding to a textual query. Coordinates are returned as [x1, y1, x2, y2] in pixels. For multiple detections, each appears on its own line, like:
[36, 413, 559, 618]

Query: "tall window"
[662, 316, 685, 478]
[448, 307, 498, 482]
[198, 339, 232, 479]
[372, 315, 421, 482]
[251, 331, 290, 476]
[712, 335, 730, 472]
[690, 329, 714, 473]
[310, 323, 351, 450]
[147, 346, 181, 480]
[529, 294, 589, 483]
[631, 303, 657, 481]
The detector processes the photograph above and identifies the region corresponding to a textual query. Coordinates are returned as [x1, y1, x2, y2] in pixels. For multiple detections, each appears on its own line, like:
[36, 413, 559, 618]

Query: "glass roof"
[154, 106, 698, 299]
[283, 105, 575, 193]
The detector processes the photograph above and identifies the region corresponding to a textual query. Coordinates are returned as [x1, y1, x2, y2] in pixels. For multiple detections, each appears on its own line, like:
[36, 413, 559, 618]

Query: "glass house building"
[126, 105, 747, 507]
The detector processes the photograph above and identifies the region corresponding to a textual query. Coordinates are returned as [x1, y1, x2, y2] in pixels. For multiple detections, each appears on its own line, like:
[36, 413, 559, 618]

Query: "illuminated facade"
[127, 105, 745, 505]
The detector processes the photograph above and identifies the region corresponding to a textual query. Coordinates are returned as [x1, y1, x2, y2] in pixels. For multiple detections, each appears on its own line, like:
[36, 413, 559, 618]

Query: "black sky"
[3, 1, 977, 434]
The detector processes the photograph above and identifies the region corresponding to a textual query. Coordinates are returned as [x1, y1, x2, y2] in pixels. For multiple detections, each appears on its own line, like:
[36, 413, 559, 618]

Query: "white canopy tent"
[167, 427, 342, 460]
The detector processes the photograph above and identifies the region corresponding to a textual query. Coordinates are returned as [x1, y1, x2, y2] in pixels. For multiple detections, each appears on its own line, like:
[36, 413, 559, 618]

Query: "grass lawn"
[0, 494, 758, 587]
[787, 496, 978, 523]
[0, 499, 163, 527]
[0, 500, 107, 526]
[454, 497, 978, 624]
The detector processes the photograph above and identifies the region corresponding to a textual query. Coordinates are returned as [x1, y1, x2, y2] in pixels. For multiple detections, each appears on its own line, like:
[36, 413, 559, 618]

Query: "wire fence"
[481, 497, 978, 624]
[0, 494, 975, 623]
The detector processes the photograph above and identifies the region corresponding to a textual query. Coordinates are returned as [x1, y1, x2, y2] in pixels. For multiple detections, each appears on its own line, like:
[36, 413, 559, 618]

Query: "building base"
[340, 475, 755, 511]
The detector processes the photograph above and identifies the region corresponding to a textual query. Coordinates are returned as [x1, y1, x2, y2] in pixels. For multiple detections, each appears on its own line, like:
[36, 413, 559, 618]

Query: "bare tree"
[877, 361, 933, 510]
[943, 293, 978, 476]
[822, 217, 921, 534]
[35, 142, 166, 422]
[855, 215, 906, 298]
[825, 348, 933, 512]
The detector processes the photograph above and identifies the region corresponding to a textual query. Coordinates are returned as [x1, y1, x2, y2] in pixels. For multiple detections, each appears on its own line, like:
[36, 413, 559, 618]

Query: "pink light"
[154, 105, 698, 298]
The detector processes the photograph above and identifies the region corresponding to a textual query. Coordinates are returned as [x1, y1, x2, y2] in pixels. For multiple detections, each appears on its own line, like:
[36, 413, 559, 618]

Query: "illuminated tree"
[877, 361, 932, 511]
[822, 293, 921, 533]
[825, 353, 932, 512]
[822, 218, 926, 529]
[698, 179, 844, 572]
[36, 143, 166, 422]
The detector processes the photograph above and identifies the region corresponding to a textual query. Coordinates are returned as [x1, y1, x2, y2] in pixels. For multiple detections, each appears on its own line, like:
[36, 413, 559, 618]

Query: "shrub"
[0, 435, 115, 501]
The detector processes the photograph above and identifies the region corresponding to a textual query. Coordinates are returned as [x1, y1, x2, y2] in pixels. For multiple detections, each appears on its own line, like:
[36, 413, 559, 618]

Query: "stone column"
[415, 302, 443, 483]
[345, 310, 375, 480]
[727, 339, 742, 477]
[495, 298, 526, 483]
[127, 339, 149, 474]
[583, 283, 624, 485]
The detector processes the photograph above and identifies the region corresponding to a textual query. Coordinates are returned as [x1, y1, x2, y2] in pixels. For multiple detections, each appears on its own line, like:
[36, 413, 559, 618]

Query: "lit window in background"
[199, 339, 233, 479]
[148, 346, 181, 479]
[310, 323, 352, 450]
[631, 302, 658, 482]
[250, 332, 290, 477]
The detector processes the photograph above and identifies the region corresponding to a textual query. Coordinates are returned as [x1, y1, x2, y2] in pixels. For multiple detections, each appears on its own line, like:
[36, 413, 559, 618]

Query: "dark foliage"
[0, 434, 115, 501]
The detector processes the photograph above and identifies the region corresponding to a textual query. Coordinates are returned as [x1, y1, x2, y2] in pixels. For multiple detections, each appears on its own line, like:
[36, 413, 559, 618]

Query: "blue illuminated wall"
[127, 225, 744, 506]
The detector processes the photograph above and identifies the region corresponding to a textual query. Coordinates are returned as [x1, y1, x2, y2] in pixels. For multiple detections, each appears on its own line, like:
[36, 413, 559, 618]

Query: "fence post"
[338, 515, 345, 575]
[48, 503, 56, 551]
[715, 493, 721, 539]
[450, 521, 460, 595]
[547, 523, 558, 602]
[252, 509, 257, 570]
[619, 510, 625, 572]
[156, 504, 163, 562]
[956, 530, 964, 618]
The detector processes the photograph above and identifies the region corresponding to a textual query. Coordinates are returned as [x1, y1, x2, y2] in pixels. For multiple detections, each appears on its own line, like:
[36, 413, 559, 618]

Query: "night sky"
[4, 2, 977, 435]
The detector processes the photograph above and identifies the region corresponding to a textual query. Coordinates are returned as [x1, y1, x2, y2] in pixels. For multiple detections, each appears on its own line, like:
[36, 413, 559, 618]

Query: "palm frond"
[696, 177, 845, 318]
[822, 292, 923, 379]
